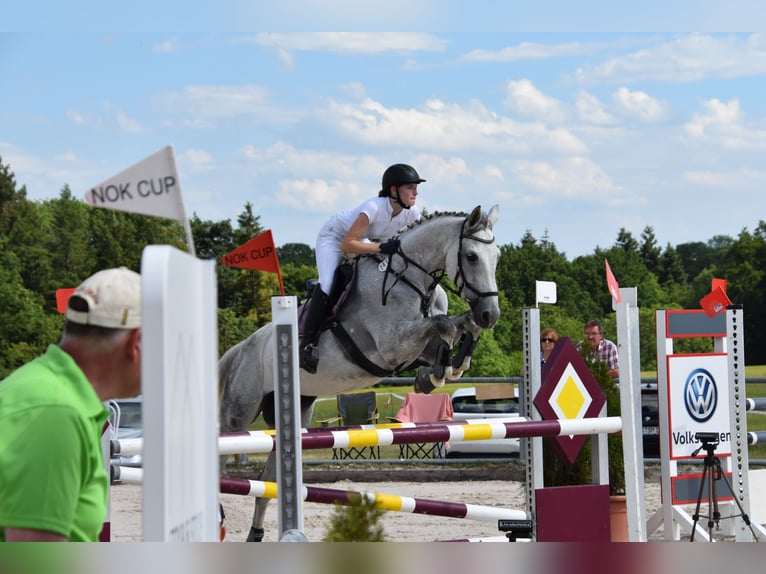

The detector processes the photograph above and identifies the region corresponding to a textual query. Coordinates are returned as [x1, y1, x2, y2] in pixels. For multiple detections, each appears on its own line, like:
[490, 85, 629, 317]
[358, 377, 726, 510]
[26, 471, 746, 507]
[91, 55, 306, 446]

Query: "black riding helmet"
[379, 164, 426, 209]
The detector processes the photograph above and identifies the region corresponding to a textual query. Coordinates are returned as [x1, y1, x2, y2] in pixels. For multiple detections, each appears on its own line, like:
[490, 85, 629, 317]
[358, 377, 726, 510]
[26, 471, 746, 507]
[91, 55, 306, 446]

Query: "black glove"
[378, 239, 399, 255]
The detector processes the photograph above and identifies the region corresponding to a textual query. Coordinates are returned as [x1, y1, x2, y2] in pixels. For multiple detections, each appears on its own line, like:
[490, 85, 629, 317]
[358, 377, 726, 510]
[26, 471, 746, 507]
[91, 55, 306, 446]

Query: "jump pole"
[113, 467, 529, 523]
[113, 417, 622, 458]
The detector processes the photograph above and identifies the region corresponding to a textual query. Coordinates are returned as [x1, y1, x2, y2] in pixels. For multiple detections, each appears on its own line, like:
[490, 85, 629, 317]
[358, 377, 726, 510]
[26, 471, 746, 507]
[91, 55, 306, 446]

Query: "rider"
[299, 163, 426, 373]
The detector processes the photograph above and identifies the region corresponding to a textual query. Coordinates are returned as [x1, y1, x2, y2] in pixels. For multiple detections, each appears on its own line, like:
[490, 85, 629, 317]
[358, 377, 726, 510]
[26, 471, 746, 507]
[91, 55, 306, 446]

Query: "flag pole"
[182, 217, 196, 257]
[276, 266, 285, 296]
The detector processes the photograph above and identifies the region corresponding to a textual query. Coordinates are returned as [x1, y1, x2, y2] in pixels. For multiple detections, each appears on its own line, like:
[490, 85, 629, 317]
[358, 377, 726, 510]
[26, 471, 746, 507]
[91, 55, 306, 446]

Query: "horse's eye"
[466, 252, 478, 263]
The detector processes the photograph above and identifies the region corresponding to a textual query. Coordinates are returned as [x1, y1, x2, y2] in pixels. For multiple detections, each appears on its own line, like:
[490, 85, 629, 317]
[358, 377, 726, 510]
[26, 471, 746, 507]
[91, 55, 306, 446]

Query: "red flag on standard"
[604, 258, 621, 303]
[222, 230, 284, 295]
[700, 286, 732, 317]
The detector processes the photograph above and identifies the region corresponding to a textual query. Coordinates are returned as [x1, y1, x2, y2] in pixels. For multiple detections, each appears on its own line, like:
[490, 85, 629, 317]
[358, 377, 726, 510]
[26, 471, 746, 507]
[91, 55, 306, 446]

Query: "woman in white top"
[300, 163, 426, 373]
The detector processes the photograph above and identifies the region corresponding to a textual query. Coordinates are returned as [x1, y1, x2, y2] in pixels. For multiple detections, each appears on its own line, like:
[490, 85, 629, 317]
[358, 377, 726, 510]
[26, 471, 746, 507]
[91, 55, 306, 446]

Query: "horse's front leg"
[247, 452, 276, 541]
[446, 311, 484, 378]
[414, 311, 483, 392]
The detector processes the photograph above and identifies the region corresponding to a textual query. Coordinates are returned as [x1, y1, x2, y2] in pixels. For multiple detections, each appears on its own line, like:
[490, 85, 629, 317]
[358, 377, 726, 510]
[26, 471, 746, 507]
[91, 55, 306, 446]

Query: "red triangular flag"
[222, 230, 280, 273]
[222, 230, 284, 295]
[56, 287, 77, 314]
[604, 259, 621, 303]
[700, 286, 732, 317]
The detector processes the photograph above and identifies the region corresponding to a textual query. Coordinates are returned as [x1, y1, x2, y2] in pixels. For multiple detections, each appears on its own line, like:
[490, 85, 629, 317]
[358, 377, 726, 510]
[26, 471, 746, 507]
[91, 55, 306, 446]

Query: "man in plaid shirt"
[579, 319, 619, 378]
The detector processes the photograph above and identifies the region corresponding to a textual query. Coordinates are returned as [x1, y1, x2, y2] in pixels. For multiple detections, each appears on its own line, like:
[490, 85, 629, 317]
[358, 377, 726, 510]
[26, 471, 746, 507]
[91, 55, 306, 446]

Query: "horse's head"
[391, 206, 501, 329]
[450, 205, 501, 329]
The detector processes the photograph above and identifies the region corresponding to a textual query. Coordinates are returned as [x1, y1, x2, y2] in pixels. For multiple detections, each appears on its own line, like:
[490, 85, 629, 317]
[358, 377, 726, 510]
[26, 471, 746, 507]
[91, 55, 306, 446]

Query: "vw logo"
[684, 368, 718, 422]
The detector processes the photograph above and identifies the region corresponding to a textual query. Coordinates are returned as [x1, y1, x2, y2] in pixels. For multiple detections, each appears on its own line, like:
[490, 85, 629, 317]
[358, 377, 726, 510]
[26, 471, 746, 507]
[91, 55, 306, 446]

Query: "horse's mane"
[395, 210, 469, 237]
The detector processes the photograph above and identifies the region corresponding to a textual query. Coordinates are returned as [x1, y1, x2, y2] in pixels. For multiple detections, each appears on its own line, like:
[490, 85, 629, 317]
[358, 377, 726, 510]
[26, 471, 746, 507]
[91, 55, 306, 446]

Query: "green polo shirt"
[0, 345, 109, 541]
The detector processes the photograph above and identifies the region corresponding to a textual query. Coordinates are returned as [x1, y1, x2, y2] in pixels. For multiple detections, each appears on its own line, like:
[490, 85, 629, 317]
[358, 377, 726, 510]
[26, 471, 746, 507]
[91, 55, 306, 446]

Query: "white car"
[109, 396, 143, 467]
[445, 386, 521, 457]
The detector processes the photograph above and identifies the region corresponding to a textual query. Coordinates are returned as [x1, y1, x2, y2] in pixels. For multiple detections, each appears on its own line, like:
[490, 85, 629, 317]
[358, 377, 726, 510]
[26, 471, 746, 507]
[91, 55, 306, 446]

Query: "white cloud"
[116, 112, 146, 134]
[685, 98, 766, 150]
[460, 40, 599, 62]
[504, 79, 569, 123]
[574, 33, 766, 84]
[178, 149, 215, 174]
[240, 32, 448, 54]
[323, 95, 587, 155]
[157, 85, 302, 125]
[575, 91, 617, 125]
[153, 39, 180, 53]
[612, 87, 668, 122]
[513, 156, 624, 201]
[67, 110, 85, 125]
[277, 178, 354, 211]
[684, 168, 766, 190]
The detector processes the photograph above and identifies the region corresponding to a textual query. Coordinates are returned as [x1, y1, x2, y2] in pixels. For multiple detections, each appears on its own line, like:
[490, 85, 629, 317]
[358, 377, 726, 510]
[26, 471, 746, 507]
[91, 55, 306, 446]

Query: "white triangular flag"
[535, 280, 557, 305]
[84, 145, 187, 222]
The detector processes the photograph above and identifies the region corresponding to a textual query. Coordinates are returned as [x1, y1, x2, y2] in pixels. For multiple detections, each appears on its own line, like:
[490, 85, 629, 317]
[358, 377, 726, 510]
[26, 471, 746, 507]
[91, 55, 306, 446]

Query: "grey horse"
[218, 205, 501, 540]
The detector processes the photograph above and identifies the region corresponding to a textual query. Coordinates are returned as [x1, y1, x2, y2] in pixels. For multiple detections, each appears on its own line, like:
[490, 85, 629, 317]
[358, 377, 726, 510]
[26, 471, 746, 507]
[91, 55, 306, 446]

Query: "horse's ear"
[487, 204, 499, 229]
[468, 205, 482, 227]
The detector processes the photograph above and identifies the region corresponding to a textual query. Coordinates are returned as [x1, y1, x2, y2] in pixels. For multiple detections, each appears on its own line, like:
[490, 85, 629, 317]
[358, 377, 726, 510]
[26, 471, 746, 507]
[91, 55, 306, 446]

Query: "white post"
[272, 296, 304, 538]
[615, 286, 647, 541]
[521, 308, 543, 532]
[141, 245, 219, 541]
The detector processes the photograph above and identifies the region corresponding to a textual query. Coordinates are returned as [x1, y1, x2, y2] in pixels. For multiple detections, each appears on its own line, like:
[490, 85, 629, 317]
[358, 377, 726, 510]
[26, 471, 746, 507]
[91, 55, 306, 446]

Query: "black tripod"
[689, 434, 758, 542]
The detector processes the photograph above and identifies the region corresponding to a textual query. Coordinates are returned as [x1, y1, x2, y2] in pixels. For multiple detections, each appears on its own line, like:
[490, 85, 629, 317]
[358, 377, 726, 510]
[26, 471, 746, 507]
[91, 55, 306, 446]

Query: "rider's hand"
[378, 239, 399, 255]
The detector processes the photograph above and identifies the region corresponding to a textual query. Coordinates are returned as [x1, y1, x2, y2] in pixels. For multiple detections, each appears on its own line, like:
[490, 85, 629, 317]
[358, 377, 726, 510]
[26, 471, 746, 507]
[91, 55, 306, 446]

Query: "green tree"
[43, 186, 97, 309]
[278, 242, 315, 267]
[615, 228, 639, 254]
[0, 240, 61, 377]
[0, 160, 54, 300]
[639, 226, 661, 275]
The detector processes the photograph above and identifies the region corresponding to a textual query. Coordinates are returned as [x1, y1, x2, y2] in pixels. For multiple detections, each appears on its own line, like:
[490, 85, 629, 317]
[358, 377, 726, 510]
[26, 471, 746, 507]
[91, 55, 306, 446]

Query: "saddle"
[298, 258, 405, 377]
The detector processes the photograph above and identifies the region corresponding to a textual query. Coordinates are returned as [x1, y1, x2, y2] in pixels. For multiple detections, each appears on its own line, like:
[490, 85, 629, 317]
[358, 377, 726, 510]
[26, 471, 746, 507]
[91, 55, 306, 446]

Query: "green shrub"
[322, 494, 387, 542]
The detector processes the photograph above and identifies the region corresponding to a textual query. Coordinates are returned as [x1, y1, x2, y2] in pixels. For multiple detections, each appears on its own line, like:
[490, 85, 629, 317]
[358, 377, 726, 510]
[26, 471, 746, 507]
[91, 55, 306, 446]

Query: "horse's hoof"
[429, 372, 446, 388]
[415, 366, 436, 393]
[246, 527, 265, 542]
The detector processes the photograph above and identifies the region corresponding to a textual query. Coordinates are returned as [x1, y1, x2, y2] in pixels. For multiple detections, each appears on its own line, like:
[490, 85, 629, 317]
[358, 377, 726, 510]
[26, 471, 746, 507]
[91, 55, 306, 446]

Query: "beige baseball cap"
[66, 267, 141, 329]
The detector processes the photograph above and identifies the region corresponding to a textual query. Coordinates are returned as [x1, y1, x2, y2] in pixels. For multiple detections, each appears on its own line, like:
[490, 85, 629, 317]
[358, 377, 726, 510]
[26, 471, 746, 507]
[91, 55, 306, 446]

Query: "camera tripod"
[689, 439, 759, 542]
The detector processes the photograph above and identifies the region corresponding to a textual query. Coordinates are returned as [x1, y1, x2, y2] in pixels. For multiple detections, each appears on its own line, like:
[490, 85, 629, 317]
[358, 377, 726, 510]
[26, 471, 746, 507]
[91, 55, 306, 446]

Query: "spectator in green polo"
[0, 267, 142, 542]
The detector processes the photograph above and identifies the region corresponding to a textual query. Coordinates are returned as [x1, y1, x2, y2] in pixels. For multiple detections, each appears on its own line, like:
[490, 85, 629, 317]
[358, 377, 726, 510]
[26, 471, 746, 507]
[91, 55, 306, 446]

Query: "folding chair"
[389, 392, 453, 459]
[318, 391, 380, 460]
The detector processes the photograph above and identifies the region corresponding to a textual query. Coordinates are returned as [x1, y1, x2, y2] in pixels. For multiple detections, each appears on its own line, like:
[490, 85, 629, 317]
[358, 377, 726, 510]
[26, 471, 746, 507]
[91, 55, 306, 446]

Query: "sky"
[2, 2, 766, 259]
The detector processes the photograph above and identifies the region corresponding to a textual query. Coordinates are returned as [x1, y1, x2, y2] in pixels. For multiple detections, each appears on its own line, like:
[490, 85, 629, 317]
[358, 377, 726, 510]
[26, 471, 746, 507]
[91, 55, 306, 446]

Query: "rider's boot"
[299, 289, 330, 374]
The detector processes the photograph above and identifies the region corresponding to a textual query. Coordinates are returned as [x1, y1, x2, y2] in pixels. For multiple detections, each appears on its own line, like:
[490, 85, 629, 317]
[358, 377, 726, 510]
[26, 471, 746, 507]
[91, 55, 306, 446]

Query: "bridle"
[452, 219, 499, 306]
[380, 214, 499, 316]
